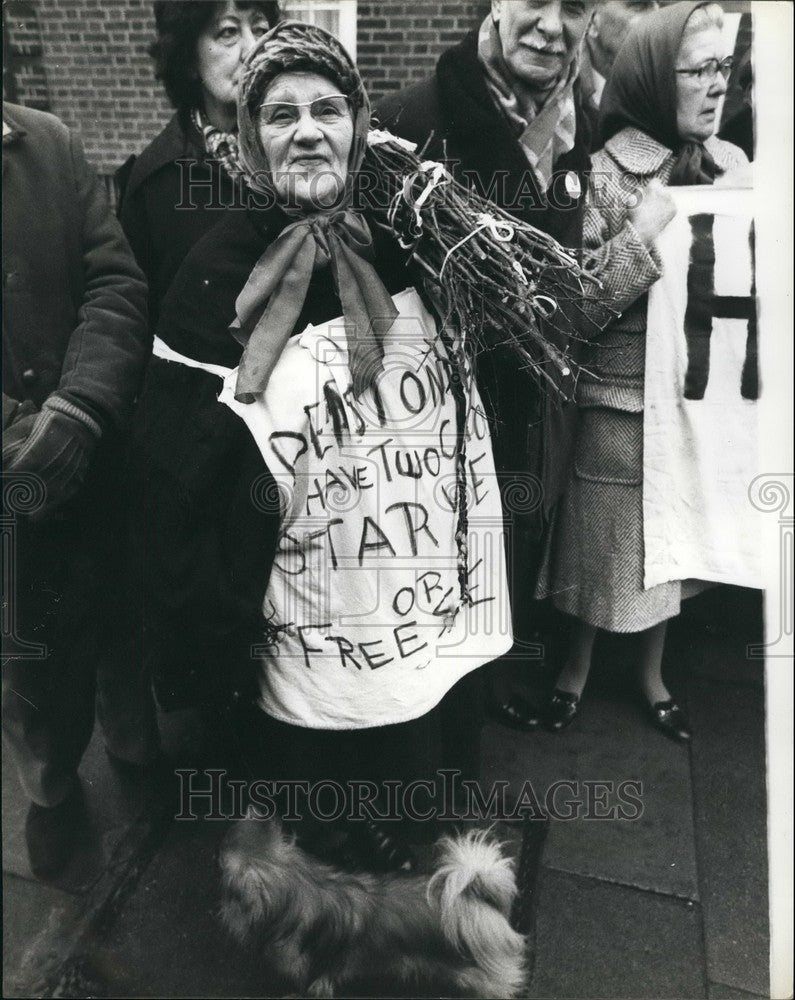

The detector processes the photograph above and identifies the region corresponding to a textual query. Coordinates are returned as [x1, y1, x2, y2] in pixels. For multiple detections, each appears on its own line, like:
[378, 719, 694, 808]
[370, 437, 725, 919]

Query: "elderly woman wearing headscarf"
[536, 1, 748, 741]
[129, 21, 513, 870]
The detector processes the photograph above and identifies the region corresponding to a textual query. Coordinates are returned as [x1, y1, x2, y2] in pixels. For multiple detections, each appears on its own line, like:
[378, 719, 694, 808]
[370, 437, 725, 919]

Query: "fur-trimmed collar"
[603, 127, 744, 176]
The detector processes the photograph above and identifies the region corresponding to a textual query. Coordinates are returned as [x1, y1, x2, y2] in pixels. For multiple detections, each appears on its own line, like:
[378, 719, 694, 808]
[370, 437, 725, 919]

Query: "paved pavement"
[2, 587, 770, 999]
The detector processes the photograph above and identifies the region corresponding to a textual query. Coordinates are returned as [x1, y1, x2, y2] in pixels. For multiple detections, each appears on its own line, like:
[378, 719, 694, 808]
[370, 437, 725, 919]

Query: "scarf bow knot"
[231, 210, 399, 403]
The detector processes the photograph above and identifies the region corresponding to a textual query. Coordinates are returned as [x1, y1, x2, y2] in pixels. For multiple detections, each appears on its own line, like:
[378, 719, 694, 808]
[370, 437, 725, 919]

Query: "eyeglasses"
[675, 57, 734, 85]
[259, 95, 350, 129]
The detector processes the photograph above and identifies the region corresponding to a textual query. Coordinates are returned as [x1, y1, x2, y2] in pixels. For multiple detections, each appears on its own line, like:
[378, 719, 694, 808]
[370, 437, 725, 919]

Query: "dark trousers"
[1, 480, 158, 807]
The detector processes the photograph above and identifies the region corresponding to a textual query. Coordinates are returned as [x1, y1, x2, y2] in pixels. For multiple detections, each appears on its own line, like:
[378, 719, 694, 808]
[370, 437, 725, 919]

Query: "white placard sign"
[216, 287, 512, 729]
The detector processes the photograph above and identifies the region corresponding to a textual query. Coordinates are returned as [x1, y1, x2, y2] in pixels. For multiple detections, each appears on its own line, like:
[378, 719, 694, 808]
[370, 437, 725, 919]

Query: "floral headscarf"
[237, 19, 370, 207]
[230, 21, 397, 403]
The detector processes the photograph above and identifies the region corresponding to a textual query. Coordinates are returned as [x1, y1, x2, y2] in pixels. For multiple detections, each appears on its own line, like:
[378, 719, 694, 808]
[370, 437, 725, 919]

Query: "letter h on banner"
[684, 214, 758, 401]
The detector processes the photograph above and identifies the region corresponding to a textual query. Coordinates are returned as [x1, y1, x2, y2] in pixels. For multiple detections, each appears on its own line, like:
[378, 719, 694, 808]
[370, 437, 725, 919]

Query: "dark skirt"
[230, 670, 485, 839]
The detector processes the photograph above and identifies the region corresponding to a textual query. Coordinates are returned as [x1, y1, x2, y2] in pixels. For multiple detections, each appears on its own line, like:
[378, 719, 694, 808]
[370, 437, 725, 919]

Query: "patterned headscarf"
[599, 1, 723, 185]
[231, 21, 397, 403]
[237, 19, 370, 205]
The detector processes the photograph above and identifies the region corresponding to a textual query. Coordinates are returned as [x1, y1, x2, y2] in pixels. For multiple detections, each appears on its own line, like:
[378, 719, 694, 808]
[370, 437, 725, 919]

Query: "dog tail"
[427, 828, 527, 997]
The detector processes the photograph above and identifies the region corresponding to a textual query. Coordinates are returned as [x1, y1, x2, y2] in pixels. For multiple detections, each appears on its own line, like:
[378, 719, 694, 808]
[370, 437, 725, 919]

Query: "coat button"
[565, 171, 582, 199]
[22, 369, 39, 386]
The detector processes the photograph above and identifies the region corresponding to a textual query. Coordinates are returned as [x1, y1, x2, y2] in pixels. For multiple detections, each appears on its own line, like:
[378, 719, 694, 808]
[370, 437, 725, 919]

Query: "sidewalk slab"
[688, 675, 769, 998]
[83, 816, 284, 998]
[682, 624, 765, 689]
[707, 982, 768, 1000]
[481, 693, 699, 901]
[530, 867, 705, 999]
[2, 706, 202, 995]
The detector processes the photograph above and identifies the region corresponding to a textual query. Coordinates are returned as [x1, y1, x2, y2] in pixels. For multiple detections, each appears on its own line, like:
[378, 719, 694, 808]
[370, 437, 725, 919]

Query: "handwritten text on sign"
[220, 287, 511, 729]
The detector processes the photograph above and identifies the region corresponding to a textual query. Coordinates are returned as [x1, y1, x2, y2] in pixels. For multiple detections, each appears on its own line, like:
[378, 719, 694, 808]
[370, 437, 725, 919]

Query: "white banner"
[644, 186, 763, 590]
[218, 287, 512, 729]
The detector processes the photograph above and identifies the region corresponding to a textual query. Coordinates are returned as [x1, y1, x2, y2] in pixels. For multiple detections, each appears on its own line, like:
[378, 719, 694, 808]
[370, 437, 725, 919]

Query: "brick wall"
[5, 0, 173, 175]
[4, 0, 750, 178]
[4, 0, 487, 177]
[356, 0, 489, 97]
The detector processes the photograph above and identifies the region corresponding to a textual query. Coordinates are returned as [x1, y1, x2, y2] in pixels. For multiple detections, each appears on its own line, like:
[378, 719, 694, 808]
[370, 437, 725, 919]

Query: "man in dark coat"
[375, 0, 597, 725]
[579, 1, 659, 130]
[2, 103, 152, 878]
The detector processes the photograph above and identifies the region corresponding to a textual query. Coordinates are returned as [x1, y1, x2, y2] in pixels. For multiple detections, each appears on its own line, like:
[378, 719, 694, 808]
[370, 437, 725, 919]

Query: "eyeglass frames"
[258, 96, 351, 129]
[675, 56, 734, 85]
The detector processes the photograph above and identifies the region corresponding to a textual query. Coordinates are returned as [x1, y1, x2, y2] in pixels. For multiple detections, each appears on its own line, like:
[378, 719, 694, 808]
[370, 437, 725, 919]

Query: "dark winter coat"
[117, 111, 245, 331]
[2, 103, 148, 432]
[375, 30, 594, 533]
[3, 104, 149, 639]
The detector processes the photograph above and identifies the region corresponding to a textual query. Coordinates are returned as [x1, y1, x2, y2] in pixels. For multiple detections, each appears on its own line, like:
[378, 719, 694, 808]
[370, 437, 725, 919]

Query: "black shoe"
[649, 700, 692, 743]
[490, 694, 541, 732]
[349, 820, 416, 873]
[25, 784, 87, 880]
[543, 689, 581, 732]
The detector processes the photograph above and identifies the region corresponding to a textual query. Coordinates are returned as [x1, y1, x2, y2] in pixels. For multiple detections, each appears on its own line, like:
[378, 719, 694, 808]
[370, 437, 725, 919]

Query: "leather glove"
[3, 392, 36, 429]
[2, 394, 39, 466]
[7, 396, 102, 519]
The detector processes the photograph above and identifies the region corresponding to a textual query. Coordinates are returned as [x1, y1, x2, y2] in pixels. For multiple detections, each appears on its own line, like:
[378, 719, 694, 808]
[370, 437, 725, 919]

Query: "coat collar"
[124, 110, 205, 200]
[2, 104, 27, 145]
[603, 126, 744, 176]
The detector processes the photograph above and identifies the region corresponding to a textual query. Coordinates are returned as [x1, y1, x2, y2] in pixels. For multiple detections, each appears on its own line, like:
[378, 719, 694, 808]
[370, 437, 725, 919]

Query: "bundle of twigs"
[363, 130, 610, 609]
[366, 129, 607, 396]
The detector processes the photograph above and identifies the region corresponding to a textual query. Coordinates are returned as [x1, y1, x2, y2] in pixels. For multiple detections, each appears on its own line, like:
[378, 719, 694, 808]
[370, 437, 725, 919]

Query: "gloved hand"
[6, 396, 102, 519]
[2, 394, 39, 466]
[3, 392, 36, 429]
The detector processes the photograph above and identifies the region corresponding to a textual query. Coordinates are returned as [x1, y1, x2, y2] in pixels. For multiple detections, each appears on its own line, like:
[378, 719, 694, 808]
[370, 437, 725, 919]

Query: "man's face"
[491, 1, 595, 97]
[589, 1, 659, 75]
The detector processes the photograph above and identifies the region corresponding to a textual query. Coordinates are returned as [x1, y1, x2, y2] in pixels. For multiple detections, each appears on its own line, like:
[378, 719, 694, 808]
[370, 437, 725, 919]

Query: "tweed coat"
[536, 128, 749, 631]
[578, 128, 750, 413]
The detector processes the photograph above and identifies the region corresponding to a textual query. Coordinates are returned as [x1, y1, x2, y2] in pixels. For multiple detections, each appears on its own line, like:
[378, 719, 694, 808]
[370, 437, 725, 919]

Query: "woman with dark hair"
[108, 2, 278, 732]
[537, 2, 748, 741]
[118, 1, 279, 328]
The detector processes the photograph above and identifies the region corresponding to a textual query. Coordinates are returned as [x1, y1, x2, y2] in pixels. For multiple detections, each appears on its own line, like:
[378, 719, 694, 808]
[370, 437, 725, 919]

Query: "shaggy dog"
[219, 815, 528, 998]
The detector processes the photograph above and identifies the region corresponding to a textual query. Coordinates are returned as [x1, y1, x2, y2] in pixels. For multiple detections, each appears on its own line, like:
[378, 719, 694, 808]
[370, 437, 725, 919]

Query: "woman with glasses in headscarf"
[537, 2, 748, 741]
[130, 21, 515, 871]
